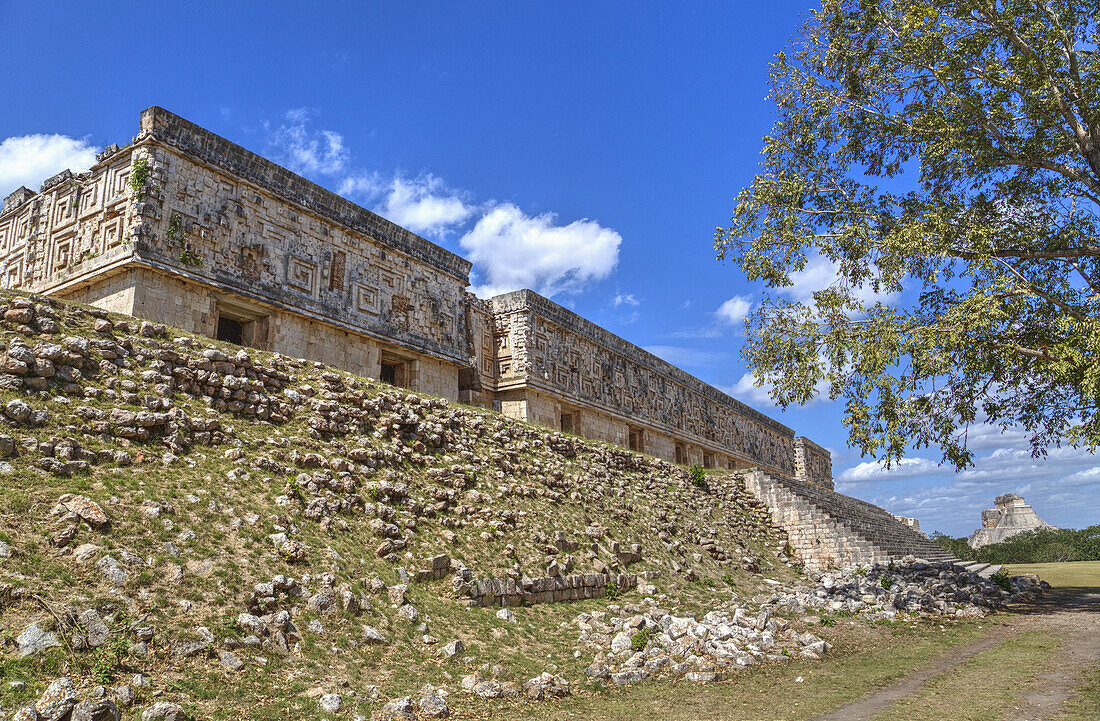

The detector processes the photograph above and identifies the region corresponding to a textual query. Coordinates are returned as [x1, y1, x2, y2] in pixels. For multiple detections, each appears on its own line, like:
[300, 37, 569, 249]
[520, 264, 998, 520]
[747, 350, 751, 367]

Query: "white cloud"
[781, 252, 899, 308]
[612, 293, 640, 307]
[680, 300, 692, 310]
[643, 345, 730, 369]
[719, 373, 775, 406]
[341, 172, 472, 238]
[260, 107, 622, 296]
[0, 134, 98, 197]
[837, 456, 943, 483]
[720, 370, 831, 407]
[835, 443, 1100, 536]
[266, 108, 349, 176]
[460, 203, 621, 298]
[715, 295, 754, 325]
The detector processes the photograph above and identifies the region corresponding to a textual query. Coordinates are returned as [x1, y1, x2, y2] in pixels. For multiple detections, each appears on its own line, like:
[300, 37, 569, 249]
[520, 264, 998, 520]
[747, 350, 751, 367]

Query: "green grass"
[867, 631, 1064, 721]
[449, 618, 998, 720]
[1005, 560, 1100, 594]
[1060, 664, 1100, 721]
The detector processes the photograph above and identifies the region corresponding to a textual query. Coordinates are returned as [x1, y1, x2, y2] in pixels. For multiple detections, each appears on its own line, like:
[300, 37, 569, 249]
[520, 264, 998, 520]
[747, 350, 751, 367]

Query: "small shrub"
[818, 615, 836, 627]
[879, 576, 894, 590]
[689, 465, 707, 490]
[178, 250, 203, 267]
[990, 568, 1012, 592]
[89, 639, 129, 684]
[604, 582, 618, 600]
[129, 157, 149, 197]
[166, 212, 183, 242]
[631, 627, 655, 651]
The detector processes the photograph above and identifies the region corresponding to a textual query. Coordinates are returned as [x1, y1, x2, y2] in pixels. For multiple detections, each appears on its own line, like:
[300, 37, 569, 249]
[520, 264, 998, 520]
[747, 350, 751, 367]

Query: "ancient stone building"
[0, 106, 832, 487]
[968, 493, 1055, 549]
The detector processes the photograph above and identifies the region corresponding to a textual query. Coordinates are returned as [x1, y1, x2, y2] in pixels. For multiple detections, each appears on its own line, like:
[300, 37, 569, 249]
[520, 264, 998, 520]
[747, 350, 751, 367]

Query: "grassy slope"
[0, 290, 799, 719]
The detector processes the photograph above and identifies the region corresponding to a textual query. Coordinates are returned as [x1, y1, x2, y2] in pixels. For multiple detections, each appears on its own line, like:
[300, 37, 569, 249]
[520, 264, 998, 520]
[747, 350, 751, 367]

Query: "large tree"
[716, 0, 1100, 469]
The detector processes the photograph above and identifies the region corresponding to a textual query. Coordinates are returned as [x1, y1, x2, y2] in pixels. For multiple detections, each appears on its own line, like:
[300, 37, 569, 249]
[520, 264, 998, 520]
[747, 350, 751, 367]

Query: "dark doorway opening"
[628, 427, 644, 453]
[216, 316, 243, 345]
[675, 443, 686, 465]
[380, 362, 397, 385]
[379, 356, 409, 387]
[560, 412, 575, 434]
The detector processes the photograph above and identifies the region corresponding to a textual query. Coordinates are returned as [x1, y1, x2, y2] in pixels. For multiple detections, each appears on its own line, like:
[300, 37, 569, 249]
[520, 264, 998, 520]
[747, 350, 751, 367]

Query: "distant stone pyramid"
[967, 493, 1055, 549]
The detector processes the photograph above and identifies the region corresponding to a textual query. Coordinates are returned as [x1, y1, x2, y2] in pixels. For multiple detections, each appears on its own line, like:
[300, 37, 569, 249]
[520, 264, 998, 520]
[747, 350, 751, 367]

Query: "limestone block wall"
[490, 289, 801, 476]
[2, 105, 836, 486]
[130, 108, 474, 370]
[454, 571, 638, 608]
[0, 107, 472, 402]
[794, 437, 834, 490]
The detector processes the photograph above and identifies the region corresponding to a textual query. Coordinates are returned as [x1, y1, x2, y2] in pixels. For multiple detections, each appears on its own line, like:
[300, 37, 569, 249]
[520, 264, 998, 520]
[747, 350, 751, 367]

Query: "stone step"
[954, 561, 1002, 578]
[741, 470, 956, 570]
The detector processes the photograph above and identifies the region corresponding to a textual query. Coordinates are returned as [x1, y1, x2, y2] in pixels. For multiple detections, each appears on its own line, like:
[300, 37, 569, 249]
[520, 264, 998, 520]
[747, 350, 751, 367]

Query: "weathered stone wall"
[794, 436, 833, 490]
[0, 108, 473, 402]
[454, 571, 639, 608]
[490, 289, 799, 475]
[132, 110, 473, 368]
[0, 145, 137, 297]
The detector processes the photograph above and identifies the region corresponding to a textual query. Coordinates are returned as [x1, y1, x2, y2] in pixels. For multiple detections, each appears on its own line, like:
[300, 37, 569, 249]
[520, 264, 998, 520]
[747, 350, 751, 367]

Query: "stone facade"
[0, 105, 833, 487]
[968, 493, 1054, 549]
[488, 290, 833, 484]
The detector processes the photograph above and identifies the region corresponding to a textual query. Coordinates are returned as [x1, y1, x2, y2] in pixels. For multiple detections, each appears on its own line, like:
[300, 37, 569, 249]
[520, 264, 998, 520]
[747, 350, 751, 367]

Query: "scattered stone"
[219, 650, 244, 671]
[377, 696, 415, 720]
[95, 556, 128, 586]
[141, 702, 188, 721]
[36, 677, 76, 720]
[440, 640, 464, 659]
[70, 699, 121, 721]
[362, 625, 387, 645]
[319, 694, 341, 713]
[18, 622, 61, 658]
[80, 609, 111, 648]
[524, 672, 570, 700]
[418, 689, 450, 718]
[57, 494, 108, 527]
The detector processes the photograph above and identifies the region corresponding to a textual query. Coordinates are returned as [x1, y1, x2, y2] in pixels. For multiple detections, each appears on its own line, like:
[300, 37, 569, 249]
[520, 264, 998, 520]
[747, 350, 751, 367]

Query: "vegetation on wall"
[128, 156, 149, 198]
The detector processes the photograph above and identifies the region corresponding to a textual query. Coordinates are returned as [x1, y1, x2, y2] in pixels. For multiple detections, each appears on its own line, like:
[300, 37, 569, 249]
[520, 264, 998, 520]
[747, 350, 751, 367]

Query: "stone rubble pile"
[571, 600, 828, 687]
[761, 558, 1047, 619]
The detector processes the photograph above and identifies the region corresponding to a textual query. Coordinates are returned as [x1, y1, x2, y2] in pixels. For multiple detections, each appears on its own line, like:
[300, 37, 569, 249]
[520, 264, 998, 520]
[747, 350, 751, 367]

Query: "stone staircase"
[739, 470, 957, 570]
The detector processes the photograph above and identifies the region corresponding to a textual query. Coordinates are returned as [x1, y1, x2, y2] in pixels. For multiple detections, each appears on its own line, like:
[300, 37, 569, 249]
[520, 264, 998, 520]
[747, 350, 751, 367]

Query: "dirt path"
[810, 591, 1100, 721]
[1005, 591, 1100, 721]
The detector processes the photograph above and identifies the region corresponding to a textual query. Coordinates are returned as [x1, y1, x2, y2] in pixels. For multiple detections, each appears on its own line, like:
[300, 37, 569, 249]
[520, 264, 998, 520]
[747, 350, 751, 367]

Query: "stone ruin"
[968, 493, 1055, 549]
[0, 105, 832, 488]
[0, 105, 958, 572]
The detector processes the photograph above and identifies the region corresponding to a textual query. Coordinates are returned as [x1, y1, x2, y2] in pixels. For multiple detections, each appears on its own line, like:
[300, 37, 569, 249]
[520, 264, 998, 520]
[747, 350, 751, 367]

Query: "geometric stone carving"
[287, 256, 316, 295]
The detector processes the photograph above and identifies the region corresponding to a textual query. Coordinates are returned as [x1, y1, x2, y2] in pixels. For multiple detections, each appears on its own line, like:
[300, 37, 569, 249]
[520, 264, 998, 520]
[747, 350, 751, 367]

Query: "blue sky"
[1, 1, 1097, 536]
